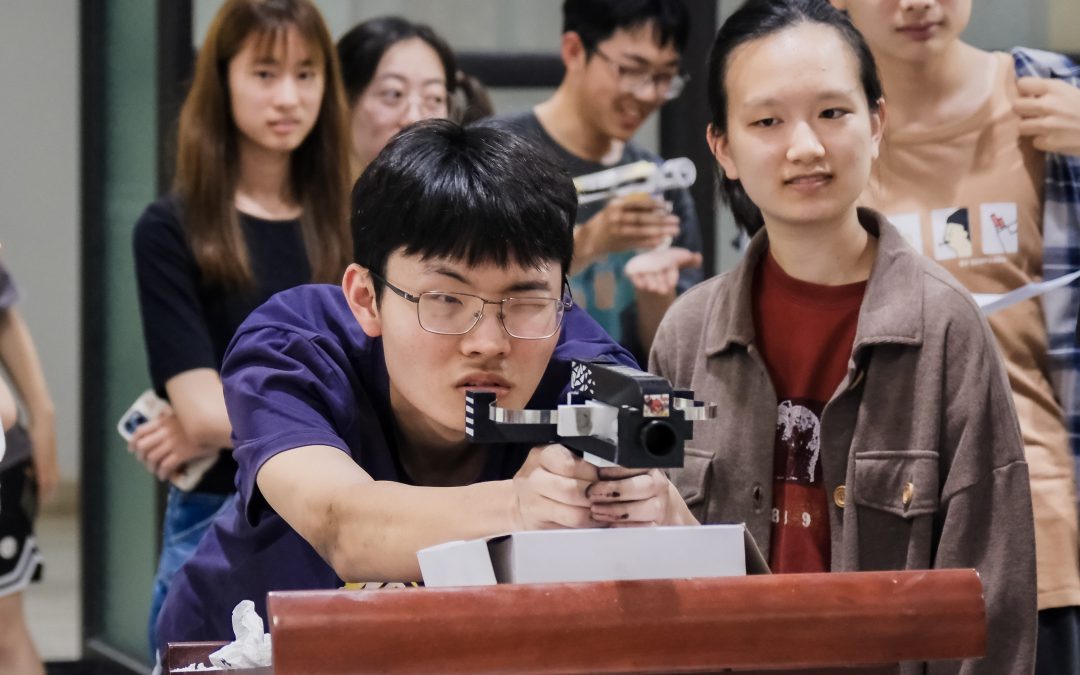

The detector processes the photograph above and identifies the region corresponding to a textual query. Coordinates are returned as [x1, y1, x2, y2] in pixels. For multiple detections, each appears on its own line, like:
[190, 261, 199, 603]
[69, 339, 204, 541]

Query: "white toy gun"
[573, 157, 697, 205]
[465, 359, 716, 469]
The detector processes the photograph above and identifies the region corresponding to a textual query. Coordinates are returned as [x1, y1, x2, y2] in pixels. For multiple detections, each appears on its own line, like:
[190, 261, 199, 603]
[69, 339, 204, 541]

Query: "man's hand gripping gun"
[573, 158, 697, 205]
[465, 360, 716, 469]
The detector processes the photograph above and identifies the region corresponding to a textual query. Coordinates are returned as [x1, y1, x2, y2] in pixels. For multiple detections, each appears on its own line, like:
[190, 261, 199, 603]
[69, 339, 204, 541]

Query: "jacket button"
[751, 483, 764, 511]
[902, 482, 915, 510]
[833, 485, 846, 508]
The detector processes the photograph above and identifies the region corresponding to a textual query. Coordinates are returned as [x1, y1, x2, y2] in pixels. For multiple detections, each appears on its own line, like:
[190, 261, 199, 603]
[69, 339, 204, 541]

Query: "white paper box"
[418, 524, 768, 587]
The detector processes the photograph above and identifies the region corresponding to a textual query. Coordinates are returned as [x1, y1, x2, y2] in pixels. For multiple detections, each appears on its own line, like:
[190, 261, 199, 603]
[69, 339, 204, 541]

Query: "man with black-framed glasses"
[154, 119, 697, 647]
[498, 0, 704, 365]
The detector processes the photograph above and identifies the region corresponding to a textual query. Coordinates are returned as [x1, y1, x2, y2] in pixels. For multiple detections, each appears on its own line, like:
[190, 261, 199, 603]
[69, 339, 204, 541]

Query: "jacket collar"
[704, 208, 924, 357]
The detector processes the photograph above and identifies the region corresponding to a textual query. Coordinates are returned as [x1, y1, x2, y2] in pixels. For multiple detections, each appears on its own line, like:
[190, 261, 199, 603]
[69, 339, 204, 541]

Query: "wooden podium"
[248, 569, 984, 674]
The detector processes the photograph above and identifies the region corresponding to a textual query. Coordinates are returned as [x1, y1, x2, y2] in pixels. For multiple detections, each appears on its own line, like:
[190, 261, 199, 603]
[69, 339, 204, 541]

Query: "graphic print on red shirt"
[752, 251, 865, 573]
[770, 397, 830, 572]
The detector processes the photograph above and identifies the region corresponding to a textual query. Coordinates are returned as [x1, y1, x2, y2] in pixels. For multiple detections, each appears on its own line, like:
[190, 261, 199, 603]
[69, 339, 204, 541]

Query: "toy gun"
[574, 158, 697, 205]
[465, 360, 716, 469]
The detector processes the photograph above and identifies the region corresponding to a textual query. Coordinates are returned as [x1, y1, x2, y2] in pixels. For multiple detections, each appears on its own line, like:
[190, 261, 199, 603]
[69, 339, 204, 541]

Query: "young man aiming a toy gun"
[153, 120, 698, 648]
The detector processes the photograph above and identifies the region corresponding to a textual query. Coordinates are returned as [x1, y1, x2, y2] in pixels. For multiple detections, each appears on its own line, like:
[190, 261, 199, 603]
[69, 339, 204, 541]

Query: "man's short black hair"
[563, 0, 690, 54]
[351, 119, 576, 293]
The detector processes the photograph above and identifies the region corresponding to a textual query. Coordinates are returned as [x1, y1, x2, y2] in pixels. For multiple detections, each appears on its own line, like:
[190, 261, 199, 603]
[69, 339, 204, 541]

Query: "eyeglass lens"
[417, 293, 564, 339]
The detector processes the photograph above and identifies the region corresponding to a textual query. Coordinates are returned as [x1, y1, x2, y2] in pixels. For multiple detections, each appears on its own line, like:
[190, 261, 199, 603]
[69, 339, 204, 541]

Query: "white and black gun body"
[465, 360, 716, 469]
[574, 158, 697, 205]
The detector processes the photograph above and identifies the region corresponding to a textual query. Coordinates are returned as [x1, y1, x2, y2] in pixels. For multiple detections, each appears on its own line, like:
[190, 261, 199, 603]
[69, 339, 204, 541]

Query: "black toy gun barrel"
[464, 360, 716, 469]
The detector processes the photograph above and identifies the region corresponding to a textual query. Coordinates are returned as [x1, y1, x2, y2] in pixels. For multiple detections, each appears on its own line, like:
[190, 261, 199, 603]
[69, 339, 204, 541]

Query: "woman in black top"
[130, 0, 350, 655]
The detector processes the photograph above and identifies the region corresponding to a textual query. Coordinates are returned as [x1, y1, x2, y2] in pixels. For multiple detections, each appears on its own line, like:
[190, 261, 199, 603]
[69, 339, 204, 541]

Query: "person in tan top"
[650, 0, 1036, 671]
[833, 1, 1080, 671]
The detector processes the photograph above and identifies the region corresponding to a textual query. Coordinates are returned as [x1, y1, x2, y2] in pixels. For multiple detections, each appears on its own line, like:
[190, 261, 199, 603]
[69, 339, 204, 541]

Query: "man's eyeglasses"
[371, 272, 573, 340]
[592, 48, 688, 101]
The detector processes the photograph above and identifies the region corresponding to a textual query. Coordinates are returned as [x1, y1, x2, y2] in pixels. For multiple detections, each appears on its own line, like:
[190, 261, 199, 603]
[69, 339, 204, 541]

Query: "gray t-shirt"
[496, 110, 703, 363]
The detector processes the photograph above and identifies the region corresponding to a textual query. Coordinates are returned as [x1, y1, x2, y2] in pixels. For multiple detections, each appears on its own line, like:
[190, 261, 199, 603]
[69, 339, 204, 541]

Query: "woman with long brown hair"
[128, 0, 350, 655]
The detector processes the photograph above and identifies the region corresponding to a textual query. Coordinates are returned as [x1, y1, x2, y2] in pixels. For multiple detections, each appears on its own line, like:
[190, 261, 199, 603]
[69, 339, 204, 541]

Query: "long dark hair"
[707, 0, 883, 235]
[174, 0, 351, 289]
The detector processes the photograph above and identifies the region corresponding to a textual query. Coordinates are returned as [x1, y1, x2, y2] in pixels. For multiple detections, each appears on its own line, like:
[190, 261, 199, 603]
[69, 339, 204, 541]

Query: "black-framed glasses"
[592, 48, 688, 101]
[371, 272, 573, 340]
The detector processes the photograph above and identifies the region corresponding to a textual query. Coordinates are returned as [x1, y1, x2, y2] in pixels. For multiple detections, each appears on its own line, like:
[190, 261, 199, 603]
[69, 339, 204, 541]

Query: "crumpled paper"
[206, 599, 273, 669]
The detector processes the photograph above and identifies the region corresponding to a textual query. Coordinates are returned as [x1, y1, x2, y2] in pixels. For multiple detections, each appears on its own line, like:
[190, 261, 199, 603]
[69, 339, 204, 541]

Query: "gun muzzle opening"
[639, 420, 678, 459]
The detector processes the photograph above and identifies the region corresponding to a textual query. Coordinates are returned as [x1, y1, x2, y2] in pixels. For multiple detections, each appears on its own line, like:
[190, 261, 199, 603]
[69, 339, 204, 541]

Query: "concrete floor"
[24, 508, 81, 662]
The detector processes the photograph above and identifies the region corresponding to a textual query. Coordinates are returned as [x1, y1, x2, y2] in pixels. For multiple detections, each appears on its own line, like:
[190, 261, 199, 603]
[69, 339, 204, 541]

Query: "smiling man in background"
[498, 0, 703, 364]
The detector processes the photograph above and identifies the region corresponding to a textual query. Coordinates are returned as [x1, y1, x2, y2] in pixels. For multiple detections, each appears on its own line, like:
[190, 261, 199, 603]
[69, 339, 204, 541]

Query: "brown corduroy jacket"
[651, 208, 1036, 675]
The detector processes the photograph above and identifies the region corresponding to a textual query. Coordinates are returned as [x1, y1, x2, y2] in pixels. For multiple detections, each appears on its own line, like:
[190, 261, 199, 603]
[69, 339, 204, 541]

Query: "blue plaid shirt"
[1012, 48, 1080, 470]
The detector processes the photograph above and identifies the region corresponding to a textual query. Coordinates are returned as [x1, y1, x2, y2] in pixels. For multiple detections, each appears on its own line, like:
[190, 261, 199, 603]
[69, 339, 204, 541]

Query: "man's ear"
[560, 31, 588, 72]
[707, 123, 739, 181]
[342, 264, 382, 338]
[828, 0, 847, 11]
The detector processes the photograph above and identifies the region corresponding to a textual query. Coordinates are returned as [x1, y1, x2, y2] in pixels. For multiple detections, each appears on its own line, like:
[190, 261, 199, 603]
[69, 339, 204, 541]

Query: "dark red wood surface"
[264, 569, 985, 674]
[165, 640, 271, 673]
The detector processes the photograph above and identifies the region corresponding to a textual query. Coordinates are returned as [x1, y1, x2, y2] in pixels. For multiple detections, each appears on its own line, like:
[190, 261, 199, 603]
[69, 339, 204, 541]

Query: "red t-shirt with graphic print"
[752, 251, 865, 573]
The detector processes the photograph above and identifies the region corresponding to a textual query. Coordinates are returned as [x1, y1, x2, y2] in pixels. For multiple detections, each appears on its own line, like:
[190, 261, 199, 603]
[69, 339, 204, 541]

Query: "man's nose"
[459, 304, 511, 357]
[631, 78, 665, 105]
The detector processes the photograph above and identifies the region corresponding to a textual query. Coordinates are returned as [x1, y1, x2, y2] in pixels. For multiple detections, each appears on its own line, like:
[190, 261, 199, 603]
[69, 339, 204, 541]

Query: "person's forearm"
[0, 378, 16, 431]
[635, 290, 676, 357]
[165, 369, 233, 449]
[178, 410, 231, 450]
[666, 482, 698, 526]
[0, 309, 54, 426]
[321, 479, 519, 583]
[570, 225, 600, 275]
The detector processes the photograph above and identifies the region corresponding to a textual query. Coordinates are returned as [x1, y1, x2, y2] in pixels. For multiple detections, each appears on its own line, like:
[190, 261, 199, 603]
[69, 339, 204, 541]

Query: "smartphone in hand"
[118, 389, 217, 491]
[117, 389, 168, 441]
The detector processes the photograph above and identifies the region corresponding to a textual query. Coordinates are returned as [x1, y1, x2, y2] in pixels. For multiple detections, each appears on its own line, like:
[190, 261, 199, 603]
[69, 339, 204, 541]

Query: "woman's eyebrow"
[742, 88, 859, 109]
[375, 73, 446, 86]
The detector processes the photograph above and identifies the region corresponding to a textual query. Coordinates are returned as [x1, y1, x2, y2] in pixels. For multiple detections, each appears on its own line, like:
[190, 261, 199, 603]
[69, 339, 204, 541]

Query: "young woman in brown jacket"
[650, 1, 1035, 672]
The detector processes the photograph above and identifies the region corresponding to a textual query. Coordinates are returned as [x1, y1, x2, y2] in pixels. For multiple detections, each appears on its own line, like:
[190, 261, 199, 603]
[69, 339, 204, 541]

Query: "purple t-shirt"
[155, 284, 636, 645]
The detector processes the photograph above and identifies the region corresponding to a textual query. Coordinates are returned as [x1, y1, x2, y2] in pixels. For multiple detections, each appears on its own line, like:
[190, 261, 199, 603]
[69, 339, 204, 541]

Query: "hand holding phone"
[119, 390, 218, 491]
[117, 389, 169, 441]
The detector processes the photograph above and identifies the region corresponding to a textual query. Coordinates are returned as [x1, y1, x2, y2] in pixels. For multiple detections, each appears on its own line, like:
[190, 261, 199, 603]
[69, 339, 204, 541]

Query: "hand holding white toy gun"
[574, 158, 697, 205]
[571, 158, 702, 290]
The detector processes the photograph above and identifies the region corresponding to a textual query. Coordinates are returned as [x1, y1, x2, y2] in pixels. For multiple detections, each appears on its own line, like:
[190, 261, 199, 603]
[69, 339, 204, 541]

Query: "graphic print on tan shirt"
[862, 52, 1079, 610]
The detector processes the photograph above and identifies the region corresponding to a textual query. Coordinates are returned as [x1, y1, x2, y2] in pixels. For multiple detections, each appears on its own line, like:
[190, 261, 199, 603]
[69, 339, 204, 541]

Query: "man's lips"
[615, 104, 646, 128]
[456, 373, 512, 392]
